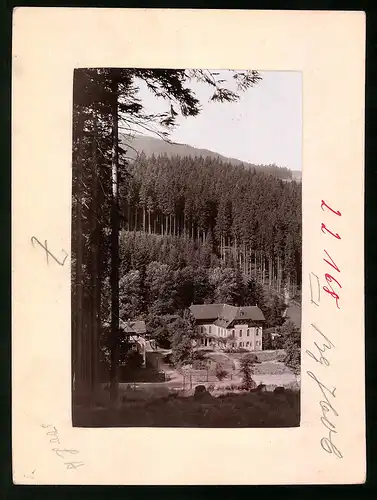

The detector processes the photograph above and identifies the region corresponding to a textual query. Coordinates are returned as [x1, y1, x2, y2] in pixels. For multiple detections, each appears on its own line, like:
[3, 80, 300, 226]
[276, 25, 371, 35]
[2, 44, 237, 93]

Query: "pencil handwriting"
[307, 371, 342, 458]
[306, 324, 336, 367]
[31, 237, 68, 266]
[41, 424, 84, 470]
[309, 272, 321, 306]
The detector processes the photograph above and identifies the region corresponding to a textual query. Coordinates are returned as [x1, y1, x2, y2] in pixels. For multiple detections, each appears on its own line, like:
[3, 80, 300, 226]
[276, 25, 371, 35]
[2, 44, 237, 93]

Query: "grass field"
[74, 349, 300, 428]
[73, 389, 300, 428]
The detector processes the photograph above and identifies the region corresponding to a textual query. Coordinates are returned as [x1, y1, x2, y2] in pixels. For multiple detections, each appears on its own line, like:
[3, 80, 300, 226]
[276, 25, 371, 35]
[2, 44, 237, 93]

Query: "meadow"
[73, 388, 300, 428]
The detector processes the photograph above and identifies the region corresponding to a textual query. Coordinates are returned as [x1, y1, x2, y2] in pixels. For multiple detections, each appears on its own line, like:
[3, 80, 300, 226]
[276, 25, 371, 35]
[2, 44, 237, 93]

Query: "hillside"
[121, 134, 294, 180]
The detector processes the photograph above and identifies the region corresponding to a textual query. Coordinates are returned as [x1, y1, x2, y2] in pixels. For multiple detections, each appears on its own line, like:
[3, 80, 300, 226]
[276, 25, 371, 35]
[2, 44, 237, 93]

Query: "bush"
[119, 366, 166, 382]
[123, 350, 144, 371]
[239, 354, 259, 391]
[280, 320, 301, 375]
[215, 365, 228, 381]
[192, 359, 208, 370]
[224, 383, 240, 391]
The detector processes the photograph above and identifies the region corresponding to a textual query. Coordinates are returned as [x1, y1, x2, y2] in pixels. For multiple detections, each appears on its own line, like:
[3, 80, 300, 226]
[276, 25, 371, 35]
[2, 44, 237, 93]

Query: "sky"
[132, 70, 302, 171]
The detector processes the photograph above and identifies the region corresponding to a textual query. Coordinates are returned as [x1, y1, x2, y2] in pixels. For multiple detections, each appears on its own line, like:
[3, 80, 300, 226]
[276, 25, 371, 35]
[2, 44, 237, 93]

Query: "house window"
[247, 329, 250, 336]
[239, 342, 243, 347]
[239, 330, 242, 337]
[209, 326, 211, 334]
[246, 341, 249, 347]
[200, 326, 204, 334]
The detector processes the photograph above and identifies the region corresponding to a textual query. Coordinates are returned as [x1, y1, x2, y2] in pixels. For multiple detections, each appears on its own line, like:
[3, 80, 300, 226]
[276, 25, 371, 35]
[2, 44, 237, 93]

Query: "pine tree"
[72, 68, 270, 404]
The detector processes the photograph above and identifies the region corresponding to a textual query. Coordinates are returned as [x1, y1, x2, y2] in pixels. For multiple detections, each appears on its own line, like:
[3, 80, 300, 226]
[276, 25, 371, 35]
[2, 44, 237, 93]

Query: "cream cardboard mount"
[11, 8, 366, 485]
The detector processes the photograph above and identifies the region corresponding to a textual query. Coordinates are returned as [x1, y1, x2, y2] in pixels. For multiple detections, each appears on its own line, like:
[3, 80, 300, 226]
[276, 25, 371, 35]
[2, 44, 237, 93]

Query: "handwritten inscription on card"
[31, 236, 69, 266]
[307, 200, 343, 459]
[42, 424, 84, 470]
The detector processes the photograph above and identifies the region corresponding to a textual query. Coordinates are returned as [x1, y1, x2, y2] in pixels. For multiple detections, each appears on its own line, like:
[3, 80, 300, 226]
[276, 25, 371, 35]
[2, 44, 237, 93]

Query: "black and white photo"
[71, 68, 302, 427]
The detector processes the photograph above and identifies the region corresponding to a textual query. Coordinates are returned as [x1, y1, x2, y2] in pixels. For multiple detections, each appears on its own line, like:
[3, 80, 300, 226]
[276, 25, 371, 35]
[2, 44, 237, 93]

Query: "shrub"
[280, 320, 301, 375]
[224, 383, 240, 392]
[239, 354, 258, 391]
[215, 365, 228, 381]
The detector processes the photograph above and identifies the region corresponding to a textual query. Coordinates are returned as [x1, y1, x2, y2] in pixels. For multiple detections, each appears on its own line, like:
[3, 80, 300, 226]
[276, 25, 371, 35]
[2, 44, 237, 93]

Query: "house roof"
[190, 303, 265, 327]
[189, 304, 224, 321]
[119, 319, 147, 335]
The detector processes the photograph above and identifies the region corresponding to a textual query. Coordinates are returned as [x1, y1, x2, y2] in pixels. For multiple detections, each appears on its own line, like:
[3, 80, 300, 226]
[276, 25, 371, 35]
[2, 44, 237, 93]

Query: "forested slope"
[119, 153, 302, 296]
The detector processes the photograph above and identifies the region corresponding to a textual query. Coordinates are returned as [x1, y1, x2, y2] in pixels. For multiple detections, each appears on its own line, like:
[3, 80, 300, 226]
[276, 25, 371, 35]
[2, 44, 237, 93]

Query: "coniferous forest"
[71, 68, 302, 406]
[120, 152, 301, 292]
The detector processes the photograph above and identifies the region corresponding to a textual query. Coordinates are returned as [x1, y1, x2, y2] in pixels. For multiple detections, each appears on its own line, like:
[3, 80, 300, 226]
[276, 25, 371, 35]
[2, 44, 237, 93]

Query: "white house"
[189, 303, 265, 351]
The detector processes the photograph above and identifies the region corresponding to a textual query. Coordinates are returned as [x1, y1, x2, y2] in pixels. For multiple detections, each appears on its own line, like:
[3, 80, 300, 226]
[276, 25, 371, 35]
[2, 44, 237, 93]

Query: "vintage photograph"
[71, 68, 302, 428]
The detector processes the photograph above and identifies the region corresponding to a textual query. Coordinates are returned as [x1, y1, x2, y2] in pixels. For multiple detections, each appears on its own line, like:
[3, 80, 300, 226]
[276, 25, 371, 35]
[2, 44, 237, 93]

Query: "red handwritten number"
[321, 223, 341, 240]
[321, 203, 342, 309]
[323, 249, 340, 273]
[323, 274, 342, 309]
[321, 200, 342, 216]
[325, 273, 342, 290]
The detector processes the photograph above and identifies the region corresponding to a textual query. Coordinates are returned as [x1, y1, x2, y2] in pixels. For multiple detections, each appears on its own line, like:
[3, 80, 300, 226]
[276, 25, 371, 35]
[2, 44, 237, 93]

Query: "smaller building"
[119, 319, 148, 365]
[189, 303, 265, 351]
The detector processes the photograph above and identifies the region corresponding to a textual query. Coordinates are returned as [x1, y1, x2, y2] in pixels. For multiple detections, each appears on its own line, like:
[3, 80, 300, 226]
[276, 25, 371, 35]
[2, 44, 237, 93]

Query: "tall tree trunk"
[277, 255, 281, 293]
[127, 202, 130, 231]
[86, 134, 94, 403]
[90, 114, 100, 401]
[243, 244, 246, 275]
[109, 80, 120, 406]
[74, 113, 84, 403]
